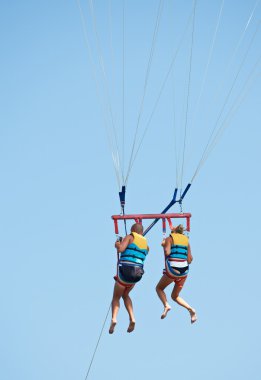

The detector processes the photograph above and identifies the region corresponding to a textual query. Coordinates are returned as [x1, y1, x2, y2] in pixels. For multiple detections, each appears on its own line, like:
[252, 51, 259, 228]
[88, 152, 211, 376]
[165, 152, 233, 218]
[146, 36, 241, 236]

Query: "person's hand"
[115, 241, 121, 249]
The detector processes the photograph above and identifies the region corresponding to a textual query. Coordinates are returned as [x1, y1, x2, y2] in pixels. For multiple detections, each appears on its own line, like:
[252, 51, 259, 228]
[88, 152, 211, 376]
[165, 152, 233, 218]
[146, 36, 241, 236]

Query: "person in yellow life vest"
[156, 224, 197, 323]
[109, 223, 149, 334]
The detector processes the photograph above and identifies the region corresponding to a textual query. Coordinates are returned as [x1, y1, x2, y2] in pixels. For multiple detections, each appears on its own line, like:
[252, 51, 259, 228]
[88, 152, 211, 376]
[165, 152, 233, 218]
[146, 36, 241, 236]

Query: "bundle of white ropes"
[77, 0, 260, 197]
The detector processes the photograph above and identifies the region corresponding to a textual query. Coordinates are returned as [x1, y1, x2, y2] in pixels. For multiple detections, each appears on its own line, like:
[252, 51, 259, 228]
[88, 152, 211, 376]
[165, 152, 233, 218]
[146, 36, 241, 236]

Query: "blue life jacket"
[120, 232, 148, 266]
[169, 232, 189, 260]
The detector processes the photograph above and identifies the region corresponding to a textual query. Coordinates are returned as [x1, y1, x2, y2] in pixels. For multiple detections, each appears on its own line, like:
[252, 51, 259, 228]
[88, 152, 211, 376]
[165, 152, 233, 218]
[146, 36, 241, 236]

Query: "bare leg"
[109, 282, 125, 334]
[156, 275, 173, 319]
[171, 283, 197, 324]
[122, 286, 136, 333]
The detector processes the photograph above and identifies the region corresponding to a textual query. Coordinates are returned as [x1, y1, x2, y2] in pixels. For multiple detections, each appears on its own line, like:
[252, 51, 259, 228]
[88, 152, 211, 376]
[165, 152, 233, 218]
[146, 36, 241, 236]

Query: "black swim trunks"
[119, 264, 144, 283]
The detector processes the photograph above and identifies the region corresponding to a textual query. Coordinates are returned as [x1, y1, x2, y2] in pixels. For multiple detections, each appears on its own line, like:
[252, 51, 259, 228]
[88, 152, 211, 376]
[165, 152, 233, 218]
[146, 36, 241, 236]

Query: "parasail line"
[126, 5, 195, 181]
[180, 0, 197, 191]
[125, 0, 164, 185]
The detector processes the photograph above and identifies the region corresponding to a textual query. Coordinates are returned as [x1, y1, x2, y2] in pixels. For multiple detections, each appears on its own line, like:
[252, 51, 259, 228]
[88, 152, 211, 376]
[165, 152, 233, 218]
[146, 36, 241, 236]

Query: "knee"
[112, 296, 120, 304]
[122, 294, 130, 302]
[171, 293, 178, 302]
[156, 284, 161, 293]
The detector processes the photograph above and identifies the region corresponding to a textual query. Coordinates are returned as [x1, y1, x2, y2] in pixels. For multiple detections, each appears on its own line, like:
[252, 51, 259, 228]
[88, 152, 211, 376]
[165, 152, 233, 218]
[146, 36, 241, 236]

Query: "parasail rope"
[122, 0, 125, 185]
[192, 72, 260, 180]
[191, 50, 261, 182]
[108, 0, 116, 102]
[125, 0, 164, 185]
[180, 0, 197, 191]
[84, 303, 111, 380]
[191, 20, 261, 182]
[191, 0, 225, 127]
[88, 0, 122, 186]
[76, 0, 121, 189]
[206, 0, 260, 118]
[126, 5, 195, 181]
[112, 152, 122, 190]
[172, 85, 180, 189]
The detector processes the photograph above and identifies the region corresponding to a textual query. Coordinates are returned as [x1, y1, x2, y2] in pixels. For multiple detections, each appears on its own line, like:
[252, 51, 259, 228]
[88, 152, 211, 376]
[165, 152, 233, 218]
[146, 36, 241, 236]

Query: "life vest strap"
[124, 246, 147, 256]
[120, 254, 145, 262]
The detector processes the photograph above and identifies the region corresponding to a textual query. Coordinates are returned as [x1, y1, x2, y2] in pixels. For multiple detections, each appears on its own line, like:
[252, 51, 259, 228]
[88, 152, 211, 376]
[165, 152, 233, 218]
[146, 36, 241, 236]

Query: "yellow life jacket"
[169, 233, 189, 260]
[120, 232, 148, 266]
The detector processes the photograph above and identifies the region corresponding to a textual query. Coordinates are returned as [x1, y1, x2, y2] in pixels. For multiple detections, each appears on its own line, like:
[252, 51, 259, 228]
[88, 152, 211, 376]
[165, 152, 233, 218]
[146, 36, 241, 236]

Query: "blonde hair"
[172, 224, 184, 234]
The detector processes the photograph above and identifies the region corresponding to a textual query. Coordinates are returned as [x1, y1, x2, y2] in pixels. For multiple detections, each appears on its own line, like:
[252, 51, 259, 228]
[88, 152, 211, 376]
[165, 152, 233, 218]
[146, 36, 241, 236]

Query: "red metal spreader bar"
[112, 213, 191, 235]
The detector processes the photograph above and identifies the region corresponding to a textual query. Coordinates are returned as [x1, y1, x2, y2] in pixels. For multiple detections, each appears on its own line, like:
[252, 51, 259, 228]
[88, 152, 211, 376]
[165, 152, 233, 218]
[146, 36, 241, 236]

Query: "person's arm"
[187, 243, 193, 264]
[163, 236, 172, 257]
[115, 234, 133, 253]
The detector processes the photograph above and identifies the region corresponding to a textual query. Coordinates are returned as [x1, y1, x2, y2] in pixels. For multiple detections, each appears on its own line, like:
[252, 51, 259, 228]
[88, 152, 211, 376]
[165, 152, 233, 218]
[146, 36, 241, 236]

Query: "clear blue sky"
[0, 1, 261, 380]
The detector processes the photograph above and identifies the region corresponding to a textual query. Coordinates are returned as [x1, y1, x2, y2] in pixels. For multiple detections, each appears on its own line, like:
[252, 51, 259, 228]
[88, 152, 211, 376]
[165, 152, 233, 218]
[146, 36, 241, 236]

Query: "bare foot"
[161, 304, 171, 319]
[189, 309, 197, 324]
[127, 320, 135, 333]
[109, 320, 117, 334]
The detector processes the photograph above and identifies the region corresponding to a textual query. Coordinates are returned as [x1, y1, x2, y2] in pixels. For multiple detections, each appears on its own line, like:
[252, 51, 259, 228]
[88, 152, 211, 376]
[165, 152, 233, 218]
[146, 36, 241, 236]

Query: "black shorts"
[119, 264, 144, 283]
[171, 266, 189, 275]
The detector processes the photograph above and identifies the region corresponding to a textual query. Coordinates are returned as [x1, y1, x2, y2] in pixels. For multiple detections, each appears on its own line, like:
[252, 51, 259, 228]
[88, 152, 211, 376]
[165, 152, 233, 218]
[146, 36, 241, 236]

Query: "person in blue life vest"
[156, 224, 197, 323]
[109, 223, 149, 334]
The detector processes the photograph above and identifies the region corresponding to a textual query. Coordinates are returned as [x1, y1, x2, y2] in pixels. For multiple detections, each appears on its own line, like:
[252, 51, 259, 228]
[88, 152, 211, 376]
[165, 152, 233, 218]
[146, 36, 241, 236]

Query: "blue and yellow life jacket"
[164, 232, 189, 278]
[120, 232, 148, 266]
[169, 232, 189, 260]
